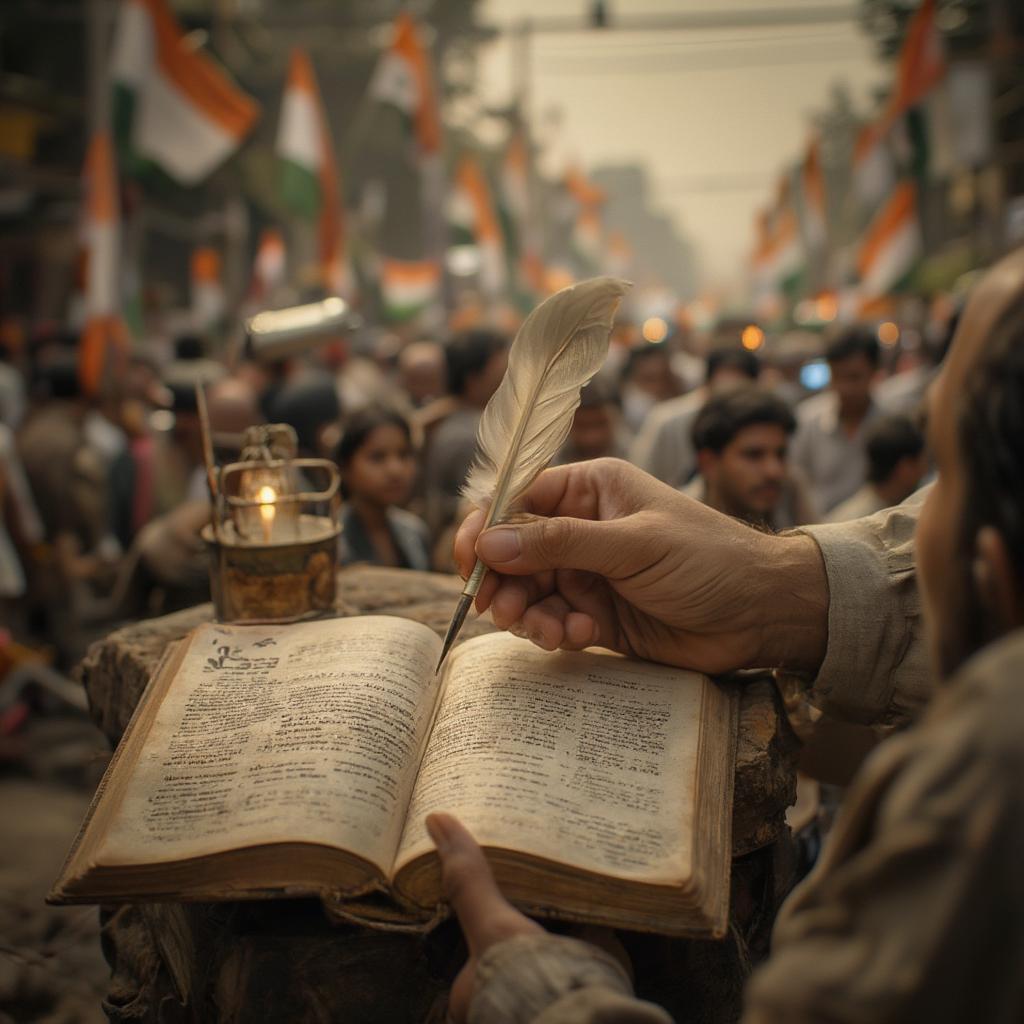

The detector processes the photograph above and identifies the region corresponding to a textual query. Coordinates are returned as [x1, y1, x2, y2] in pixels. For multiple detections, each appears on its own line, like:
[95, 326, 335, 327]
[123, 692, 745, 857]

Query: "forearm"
[469, 935, 672, 1024]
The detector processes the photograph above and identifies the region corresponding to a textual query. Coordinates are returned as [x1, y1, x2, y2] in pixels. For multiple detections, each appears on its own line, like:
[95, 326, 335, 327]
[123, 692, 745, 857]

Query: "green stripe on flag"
[280, 159, 320, 220]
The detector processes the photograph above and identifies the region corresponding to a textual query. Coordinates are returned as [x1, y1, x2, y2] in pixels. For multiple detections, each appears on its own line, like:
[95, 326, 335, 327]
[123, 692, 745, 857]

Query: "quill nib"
[436, 558, 487, 672]
[436, 592, 473, 673]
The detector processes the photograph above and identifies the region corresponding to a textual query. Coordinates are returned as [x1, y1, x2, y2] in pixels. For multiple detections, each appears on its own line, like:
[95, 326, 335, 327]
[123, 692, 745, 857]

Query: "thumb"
[475, 516, 626, 577]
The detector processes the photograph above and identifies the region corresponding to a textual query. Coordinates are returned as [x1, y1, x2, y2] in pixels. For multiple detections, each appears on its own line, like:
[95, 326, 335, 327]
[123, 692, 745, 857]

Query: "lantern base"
[201, 517, 340, 623]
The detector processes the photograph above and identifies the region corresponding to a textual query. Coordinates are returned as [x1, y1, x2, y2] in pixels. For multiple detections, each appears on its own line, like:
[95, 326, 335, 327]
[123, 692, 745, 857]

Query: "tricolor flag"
[572, 205, 604, 274]
[78, 133, 128, 397]
[379, 258, 440, 322]
[369, 14, 441, 160]
[856, 181, 921, 305]
[250, 228, 286, 302]
[276, 49, 348, 295]
[750, 203, 802, 318]
[448, 155, 506, 297]
[604, 231, 634, 279]
[110, 0, 259, 186]
[851, 123, 895, 210]
[883, 0, 945, 129]
[800, 139, 827, 251]
[190, 247, 225, 330]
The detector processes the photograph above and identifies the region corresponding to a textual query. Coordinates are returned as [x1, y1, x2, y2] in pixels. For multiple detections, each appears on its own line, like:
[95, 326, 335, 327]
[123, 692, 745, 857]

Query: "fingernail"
[477, 527, 520, 564]
[426, 814, 452, 854]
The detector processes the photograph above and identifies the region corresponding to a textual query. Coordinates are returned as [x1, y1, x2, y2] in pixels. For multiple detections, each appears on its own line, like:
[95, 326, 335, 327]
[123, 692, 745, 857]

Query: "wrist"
[751, 532, 829, 674]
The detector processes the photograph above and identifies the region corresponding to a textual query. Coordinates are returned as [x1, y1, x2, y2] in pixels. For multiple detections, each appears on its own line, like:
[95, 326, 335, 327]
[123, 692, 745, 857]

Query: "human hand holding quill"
[436, 276, 631, 670]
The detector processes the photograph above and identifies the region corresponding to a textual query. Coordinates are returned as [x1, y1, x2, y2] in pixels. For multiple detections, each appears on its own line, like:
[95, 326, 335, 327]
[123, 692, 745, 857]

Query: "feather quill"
[436, 275, 631, 670]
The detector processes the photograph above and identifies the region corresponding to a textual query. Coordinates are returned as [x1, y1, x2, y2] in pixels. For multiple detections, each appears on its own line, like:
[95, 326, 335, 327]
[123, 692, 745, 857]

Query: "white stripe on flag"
[85, 222, 118, 317]
[111, 1, 153, 89]
[277, 88, 321, 171]
[135, 71, 240, 185]
[861, 219, 920, 299]
[370, 52, 417, 115]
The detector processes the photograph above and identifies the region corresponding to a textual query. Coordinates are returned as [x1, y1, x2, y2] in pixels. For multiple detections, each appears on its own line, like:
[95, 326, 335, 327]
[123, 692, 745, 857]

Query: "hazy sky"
[477, 0, 886, 296]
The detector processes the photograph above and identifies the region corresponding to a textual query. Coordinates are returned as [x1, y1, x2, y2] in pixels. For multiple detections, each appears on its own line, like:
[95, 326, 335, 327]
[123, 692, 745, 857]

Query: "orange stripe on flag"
[857, 181, 916, 280]
[886, 0, 945, 124]
[382, 258, 440, 285]
[85, 132, 117, 223]
[457, 156, 503, 246]
[145, 0, 259, 140]
[286, 47, 319, 97]
[191, 247, 221, 284]
[393, 14, 441, 156]
[79, 316, 128, 399]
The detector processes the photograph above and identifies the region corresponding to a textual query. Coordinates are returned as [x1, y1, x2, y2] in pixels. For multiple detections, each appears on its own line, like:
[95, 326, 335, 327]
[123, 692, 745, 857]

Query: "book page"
[98, 616, 442, 873]
[396, 632, 703, 884]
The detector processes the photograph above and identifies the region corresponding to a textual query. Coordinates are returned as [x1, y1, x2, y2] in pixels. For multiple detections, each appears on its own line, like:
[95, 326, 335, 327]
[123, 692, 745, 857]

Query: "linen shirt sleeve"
[468, 935, 673, 1024]
[797, 487, 931, 729]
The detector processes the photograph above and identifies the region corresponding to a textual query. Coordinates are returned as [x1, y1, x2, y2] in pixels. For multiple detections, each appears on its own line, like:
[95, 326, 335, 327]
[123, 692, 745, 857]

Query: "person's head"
[692, 385, 796, 524]
[705, 347, 761, 393]
[620, 344, 675, 402]
[266, 372, 341, 458]
[399, 340, 446, 407]
[568, 379, 619, 461]
[918, 247, 1024, 679]
[333, 405, 416, 509]
[446, 329, 508, 408]
[826, 327, 879, 416]
[864, 414, 927, 503]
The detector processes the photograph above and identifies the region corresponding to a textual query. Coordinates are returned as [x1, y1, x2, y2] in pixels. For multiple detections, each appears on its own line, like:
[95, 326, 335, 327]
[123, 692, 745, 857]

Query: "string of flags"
[749, 0, 946, 322]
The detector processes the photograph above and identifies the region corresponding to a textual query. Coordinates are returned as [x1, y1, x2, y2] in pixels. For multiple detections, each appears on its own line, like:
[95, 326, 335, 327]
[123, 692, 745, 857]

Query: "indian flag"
[448, 155, 506, 297]
[78, 132, 128, 397]
[857, 181, 921, 304]
[572, 205, 604, 273]
[852, 123, 894, 210]
[884, 0, 945, 128]
[110, 0, 259, 186]
[369, 14, 441, 159]
[251, 228, 286, 301]
[800, 138, 827, 251]
[380, 258, 440, 322]
[191, 247, 225, 330]
[276, 48, 348, 295]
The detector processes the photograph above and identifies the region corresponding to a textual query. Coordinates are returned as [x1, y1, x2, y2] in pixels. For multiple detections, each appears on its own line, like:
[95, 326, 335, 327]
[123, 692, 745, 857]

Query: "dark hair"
[692, 385, 795, 454]
[826, 326, 880, 368]
[445, 329, 507, 396]
[958, 289, 1024, 585]
[578, 377, 619, 410]
[173, 334, 206, 361]
[705, 347, 760, 383]
[620, 343, 670, 382]
[334, 405, 412, 467]
[267, 373, 341, 455]
[864, 414, 925, 484]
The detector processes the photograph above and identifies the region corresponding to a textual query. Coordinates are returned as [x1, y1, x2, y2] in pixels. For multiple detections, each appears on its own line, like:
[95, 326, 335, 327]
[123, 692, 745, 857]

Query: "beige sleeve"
[797, 487, 931, 729]
[742, 653, 1024, 1024]
[469, 935, 673, 1024]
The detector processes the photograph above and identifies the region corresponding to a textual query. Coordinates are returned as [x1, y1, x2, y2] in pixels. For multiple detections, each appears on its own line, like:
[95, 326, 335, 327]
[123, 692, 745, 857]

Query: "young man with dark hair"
[791, 326, 881, 513]
[685, 386, 800, 528]
[827, 413, 927, 522]
[628, 346, 760, 487]
[555, 379, 625, 465]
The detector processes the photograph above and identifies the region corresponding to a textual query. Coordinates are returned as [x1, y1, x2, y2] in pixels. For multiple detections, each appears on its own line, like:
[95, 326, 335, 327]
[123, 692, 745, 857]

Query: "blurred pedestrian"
[618, 343, 681, 434]
[629, 347, 760, 487]
[555, 379, 626, 464]
[791, 327, 881, 513]
[827, 414, 927, 522]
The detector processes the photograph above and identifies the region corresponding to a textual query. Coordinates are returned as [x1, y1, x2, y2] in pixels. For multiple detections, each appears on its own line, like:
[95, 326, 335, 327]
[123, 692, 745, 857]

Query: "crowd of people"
[0, 298, 950, 669]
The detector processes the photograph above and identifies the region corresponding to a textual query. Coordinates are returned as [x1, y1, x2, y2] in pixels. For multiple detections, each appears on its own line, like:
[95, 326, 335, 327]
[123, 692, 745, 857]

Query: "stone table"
[76, 566, 799, 1023]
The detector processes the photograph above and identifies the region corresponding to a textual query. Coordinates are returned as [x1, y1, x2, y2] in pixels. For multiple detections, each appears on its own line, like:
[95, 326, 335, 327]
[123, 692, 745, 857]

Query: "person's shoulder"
[640, 390, 705, 436]
[795, 390, 835, 427]
[388, 506, 430, 541]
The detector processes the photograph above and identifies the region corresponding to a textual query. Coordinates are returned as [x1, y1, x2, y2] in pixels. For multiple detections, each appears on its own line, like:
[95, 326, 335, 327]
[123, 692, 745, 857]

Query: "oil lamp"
[201, 422, 341, 623]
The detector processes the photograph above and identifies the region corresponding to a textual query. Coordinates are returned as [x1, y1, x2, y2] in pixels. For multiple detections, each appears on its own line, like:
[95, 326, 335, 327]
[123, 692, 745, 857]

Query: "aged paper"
[396, 632, 702, 883]
[99, 616, 442, 872]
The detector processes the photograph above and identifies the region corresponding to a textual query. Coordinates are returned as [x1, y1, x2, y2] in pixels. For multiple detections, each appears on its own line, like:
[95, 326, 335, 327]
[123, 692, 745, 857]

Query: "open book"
[50, 616, 737, 937]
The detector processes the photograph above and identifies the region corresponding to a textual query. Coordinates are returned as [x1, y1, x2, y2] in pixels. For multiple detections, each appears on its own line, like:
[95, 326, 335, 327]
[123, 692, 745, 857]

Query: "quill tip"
[436, 593, 474, 673]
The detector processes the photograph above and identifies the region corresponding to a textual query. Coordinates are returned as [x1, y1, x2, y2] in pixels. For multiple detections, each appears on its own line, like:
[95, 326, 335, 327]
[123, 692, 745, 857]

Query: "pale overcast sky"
[476, 0, 886, 296]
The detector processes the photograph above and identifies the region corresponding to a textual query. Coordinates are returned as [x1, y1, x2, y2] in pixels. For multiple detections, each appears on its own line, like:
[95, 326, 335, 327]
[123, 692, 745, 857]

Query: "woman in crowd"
[334, 405, 431, 570]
